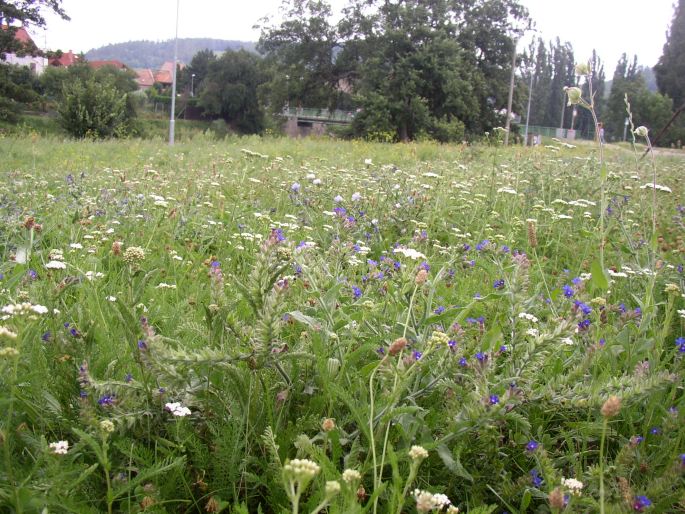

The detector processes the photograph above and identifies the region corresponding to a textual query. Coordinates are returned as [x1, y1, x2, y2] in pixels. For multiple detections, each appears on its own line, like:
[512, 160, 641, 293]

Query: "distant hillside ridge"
[84, 38, 256, 69]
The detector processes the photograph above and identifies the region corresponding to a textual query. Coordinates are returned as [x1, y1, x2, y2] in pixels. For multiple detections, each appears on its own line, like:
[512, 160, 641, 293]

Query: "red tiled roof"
[88, 60, 127, 70]
[135, 68, 155, 87]
[49, 51, 78, 67]
[13, 26, 33, 44]
[153, 69, 173, 85]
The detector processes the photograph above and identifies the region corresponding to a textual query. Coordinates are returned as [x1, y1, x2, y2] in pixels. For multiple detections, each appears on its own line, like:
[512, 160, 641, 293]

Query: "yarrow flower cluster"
[561, 477, 584, 496]
[342, 468, 361, 483]
[123, 246, 146, 264]
[283, 458, 320, 481]
[49, 440, 69, 455]
[2, 303, 48, 317]
[409, 445, 429, 461]
[413, 489, 452, 512]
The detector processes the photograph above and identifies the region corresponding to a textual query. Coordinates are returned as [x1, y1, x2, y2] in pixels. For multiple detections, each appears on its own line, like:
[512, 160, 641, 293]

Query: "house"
[133, 61, 184, 91]
[88, 59, 128, 70]
[134, 68, 155, 90]
[48, 50, 79, 67]
[1, 24, 46, 74]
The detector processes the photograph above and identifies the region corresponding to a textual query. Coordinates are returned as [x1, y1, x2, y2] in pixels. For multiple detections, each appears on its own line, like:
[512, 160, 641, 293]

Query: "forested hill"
[84, 38, 256, 68]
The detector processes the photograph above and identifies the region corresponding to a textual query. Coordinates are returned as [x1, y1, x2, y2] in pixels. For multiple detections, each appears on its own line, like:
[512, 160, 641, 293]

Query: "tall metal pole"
[168, 0, 180, 146]
[524, 69, 534, 146]
[503, 44, 517, 145]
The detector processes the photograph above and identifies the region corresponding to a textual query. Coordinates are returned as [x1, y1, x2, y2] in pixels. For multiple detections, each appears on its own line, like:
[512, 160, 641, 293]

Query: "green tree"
[654, 0, 685, 108]
[338, 0, 528, 141]
[198, 49, 268, 134]
[0, 1, 68, 58]
[257, 0, 345, 114]
[56, 65, 138, 138]
[0, 62, 41, 120]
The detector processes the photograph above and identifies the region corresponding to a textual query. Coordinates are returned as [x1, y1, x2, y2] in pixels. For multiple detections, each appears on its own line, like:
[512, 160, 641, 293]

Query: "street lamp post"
[168, 0, 180, 147]
[191, 73, 195, 97]
[524, 68, 534, 146]
[503, 44, 517, 145]
[623, 117, 629, 141]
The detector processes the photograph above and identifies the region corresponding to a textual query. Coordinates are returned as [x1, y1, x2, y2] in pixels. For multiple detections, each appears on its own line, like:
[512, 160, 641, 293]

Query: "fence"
[525, 125, 596, 141]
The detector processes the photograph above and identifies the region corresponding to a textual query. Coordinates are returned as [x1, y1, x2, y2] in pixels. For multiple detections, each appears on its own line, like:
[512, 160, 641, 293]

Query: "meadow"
[0, 131, 683, 513]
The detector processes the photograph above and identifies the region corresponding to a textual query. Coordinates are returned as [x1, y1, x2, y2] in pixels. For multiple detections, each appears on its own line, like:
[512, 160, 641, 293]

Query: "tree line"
[1, 0, 684, 145]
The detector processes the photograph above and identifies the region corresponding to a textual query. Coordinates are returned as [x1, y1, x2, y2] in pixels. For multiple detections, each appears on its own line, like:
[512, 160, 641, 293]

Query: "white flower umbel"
[165, 402, 191, 417]
[49, 440, 69, 455]
[561, 477, 584, 496]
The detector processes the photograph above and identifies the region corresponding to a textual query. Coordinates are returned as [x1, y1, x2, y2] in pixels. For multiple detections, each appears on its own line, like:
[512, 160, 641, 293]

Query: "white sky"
[35, 0, 675, 75]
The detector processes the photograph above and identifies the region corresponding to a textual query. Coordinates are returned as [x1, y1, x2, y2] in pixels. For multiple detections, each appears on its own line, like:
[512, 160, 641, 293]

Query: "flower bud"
[564, 86, 582, 106]
[322, 418, 336, 432]
[388, 337, 408, 356]
[634, 126, 649, 138]
[326, 357, 341, 377]
[575, 62, 590, 75]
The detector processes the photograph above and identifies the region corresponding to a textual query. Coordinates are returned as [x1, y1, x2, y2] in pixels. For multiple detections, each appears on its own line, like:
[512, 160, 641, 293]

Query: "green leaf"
[589, 259, 608, 292]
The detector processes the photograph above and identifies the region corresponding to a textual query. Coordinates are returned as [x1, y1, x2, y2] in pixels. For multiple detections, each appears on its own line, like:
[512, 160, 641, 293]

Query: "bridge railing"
[282, 107, 356, 123]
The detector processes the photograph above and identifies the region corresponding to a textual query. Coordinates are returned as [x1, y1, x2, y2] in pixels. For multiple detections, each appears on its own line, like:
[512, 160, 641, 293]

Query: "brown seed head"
[527, 220, 538, 248]
[205, 497, 221, 513]
[322, 418, 336, 432]
[548, 487, 565, 510]
[415, 269, 428, 285]
[601, 395, 621, 418]
[388, 337, 408, 356]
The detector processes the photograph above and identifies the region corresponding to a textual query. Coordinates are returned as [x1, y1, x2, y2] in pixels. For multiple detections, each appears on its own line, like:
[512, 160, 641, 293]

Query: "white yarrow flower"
[45, 260, 67, 270]
[49, 440, 69, 455]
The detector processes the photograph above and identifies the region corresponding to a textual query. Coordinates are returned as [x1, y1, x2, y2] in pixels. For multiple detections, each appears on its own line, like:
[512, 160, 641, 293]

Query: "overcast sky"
[35, 0, 675, 75]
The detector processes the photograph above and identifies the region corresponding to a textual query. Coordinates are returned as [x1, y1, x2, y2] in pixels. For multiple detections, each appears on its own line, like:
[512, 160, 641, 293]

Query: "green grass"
[0, 134, 683, 513]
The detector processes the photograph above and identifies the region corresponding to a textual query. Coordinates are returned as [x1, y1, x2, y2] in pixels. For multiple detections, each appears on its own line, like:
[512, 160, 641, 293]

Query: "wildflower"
[458, 357, 468, 367]
[561, 477, 584, 496]
[409, 445, 429, 461]
[493, 278, 505, 289]
[321, 418, 336, 432]
[283, 458, 320, 482]
[388, 337, 407, 356]
[489, 394, 499, 405]
[352, 286, 362, 299]
[527, 219, 538, 248]
[530, 468, 543, 487]
[428, 330, 450, 346]
[412, 350, 423, 360]
[575, 62, 590, 75]
[45, 260, 67, 270]
[601, 395, 621, 418]
[633, 495, 652, 511]
[123, 246, 145, 264]
[413, 489, 451, 512]
[526, 440, 540, 452]
[562, 285, 574, 298]
[342, 469, 361, 483]
[0, 347, 19, 358]
[548, 487, 565, 509]
[564, 86, 582, 105]
[415, 269, 428, 285]
[351, 192, 362, 202]
[333, 194, 343, 203]
[0, 327, 18, 339]
[634, 126, 649, 138]
[165, 402, 191, 417]
[49, 440, 69, 455]
[100, 419, 115, 433]
[325, 481, 341, 496]
[291, 182, 301, 193]
[98, 394, 115, 406]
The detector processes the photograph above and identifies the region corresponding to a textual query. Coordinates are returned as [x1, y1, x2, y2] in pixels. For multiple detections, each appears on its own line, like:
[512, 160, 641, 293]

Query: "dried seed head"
[415, 269, 428, 285]
[388, 337, 408, 356]
[322, 418, 336, 432]
[601, 395, 621, 418]
[548, 487, 565, 509]
[527, 219, 538, 248]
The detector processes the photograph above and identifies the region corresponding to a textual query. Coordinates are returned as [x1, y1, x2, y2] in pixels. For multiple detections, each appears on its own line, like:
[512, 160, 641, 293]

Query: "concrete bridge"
[282, 107, 355, 137]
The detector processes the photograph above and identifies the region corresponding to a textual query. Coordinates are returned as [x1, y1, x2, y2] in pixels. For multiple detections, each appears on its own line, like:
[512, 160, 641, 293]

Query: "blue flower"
[413, 350, 423, 360]
[650, 427, 661, 435]
[574, 300, 592, 316]
[41, 331, 52, 342]
[571, 277, 581, 285]
[493, 278, 505, 289]
[526, 440, 540, 452]
[352, 286, 362, 299]
[476, 240, 490, 251]
[98, 394, 115, 406]
[291, 182, 301, 193]
[475, 352, 486, 362]
[458, 357, 468, 367]
[529, 469, 542, 487]
[633, 495, 651, 511]
[562, 285, 575, 298]
[448, 339, 457, 348]
[419, 261, 430, 271]
[489, 394, 499, 405]
[124, 373, 133, 383]
[137, 340, 148, 351]
[434, 306, 445, 314]
[499, 345, 508, 353]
